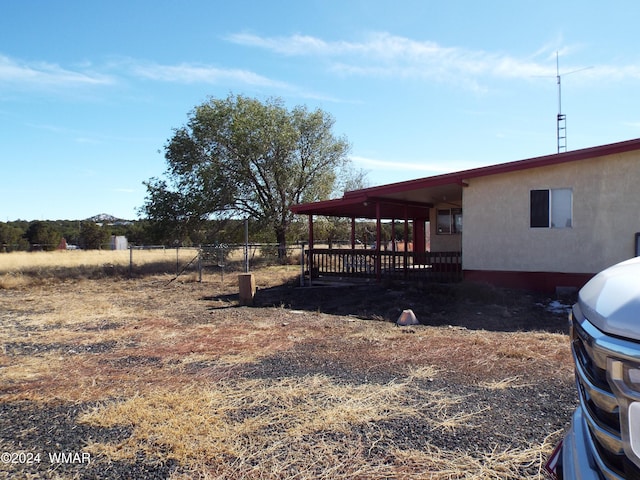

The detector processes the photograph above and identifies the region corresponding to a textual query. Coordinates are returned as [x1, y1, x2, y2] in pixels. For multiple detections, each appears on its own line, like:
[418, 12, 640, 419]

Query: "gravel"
[0, 361, 575, 479]
[0, 401, 178, 479]
[0, 277, 577, 479]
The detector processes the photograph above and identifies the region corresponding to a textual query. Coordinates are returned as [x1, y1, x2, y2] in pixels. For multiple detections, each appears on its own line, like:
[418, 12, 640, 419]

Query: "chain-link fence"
[131, 243, 304, 281]
[0, 244, 305, 280]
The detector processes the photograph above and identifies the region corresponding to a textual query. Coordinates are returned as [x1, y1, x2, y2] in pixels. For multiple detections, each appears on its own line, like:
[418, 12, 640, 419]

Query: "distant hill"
[86, 214, 132, 225]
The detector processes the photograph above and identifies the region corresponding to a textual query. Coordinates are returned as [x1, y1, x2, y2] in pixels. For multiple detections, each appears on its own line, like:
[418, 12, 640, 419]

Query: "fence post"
[129, 245, 133, 278]
[219, 245, 225, 283]
[238, 273, 256, 306]
[244, 219, 249, 273]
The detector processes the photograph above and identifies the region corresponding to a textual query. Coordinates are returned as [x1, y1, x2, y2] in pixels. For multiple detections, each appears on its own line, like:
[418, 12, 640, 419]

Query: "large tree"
[24, 221, 62, 251]
[79, 221, 109, 250]
[0, 222, 28, 251]
[141, 94, 354, 256]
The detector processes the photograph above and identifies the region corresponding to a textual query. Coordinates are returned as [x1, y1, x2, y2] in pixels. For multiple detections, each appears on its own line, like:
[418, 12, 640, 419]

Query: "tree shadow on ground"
[253, 278, 573, 334]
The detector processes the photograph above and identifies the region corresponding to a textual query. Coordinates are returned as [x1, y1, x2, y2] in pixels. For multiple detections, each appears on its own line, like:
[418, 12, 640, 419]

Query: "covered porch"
[291, 175, 466, 284]
[308, 248, 462, 282]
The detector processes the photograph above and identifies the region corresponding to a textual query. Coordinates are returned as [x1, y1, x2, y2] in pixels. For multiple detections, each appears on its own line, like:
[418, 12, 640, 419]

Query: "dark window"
[437, 208, 462, 234]
[530, 190, 550, 228]
[437, 209, 451, 234]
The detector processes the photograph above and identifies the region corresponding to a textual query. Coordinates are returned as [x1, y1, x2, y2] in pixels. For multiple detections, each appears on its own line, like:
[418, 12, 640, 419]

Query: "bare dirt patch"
[0, 267, 576, 479]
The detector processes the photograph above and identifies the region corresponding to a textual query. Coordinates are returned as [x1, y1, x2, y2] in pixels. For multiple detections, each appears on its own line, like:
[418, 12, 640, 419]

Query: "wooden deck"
[306, 248, 462, 282]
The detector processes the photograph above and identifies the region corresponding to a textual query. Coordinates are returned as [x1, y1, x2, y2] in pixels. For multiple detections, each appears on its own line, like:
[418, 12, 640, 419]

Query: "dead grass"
[79, 376, 410, 462]
[0, 249, 199, 272]
[479, 375, 534, 390]
[0, 248, 202, 287]
[77, 374, 539, 479]
[0, 265, 573, 479]
[390, 436, 559, 480]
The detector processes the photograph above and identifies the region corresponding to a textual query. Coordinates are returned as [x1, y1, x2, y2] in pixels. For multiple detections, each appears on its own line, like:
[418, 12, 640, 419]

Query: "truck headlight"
[609, 359, 640, 461]
[630, 403, 640, 459]
[609, 360, 640, 399]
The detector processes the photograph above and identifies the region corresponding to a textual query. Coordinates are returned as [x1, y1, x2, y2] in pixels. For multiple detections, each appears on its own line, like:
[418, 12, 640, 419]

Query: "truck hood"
[578, 257, 640, 341]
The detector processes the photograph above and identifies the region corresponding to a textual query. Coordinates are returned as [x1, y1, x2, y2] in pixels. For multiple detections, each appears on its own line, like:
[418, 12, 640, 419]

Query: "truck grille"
[572, 311, 640, 479]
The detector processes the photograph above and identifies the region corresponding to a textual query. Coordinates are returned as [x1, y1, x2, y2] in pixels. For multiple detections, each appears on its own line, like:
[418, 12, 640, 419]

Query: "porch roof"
[291, 137, 640, 219]
[289, 194, 436, 219]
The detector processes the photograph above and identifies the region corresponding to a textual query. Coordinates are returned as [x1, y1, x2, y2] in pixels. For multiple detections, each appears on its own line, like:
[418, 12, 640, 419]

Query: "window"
[437, 208, 462, 234]
[530, 190, 549, 228]
[530, 189, 572, 228]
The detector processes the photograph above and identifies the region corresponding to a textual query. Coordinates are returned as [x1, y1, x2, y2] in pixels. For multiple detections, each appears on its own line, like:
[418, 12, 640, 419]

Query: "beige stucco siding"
[462, 151, 640, 274]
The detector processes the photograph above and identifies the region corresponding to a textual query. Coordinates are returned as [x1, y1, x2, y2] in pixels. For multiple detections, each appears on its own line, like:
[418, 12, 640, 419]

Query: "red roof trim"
[290, 194, 367, 214]
[291, 137, 640, 217]
[343, 137, 640, 198]
[289, 194, 432, 219]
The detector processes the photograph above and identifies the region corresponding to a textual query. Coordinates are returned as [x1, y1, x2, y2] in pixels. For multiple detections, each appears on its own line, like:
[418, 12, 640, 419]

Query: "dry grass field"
[0, 252, 576, 479]
[0, 249, 201, 285]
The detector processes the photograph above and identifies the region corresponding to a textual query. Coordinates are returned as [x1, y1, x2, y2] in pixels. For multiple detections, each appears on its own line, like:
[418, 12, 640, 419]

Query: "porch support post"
[376, 201, 382, 282]
[308, 214, 314, 282]
[414, 219, 426, 252]
[308, 214, 314, 249]
[391, 217, 396, 276]
[413, 218, 427, 264]
[404, 206, 409, 278]
[350, 217, 356, 249]
[391, 218, 395, 252]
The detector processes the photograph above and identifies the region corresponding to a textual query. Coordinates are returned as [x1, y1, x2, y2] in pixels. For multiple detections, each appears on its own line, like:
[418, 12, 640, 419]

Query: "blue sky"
[2, 1, 640, 221]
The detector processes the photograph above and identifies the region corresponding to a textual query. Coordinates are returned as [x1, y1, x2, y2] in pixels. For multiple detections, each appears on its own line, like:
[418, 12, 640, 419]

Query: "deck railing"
[307, 248, 462, 282]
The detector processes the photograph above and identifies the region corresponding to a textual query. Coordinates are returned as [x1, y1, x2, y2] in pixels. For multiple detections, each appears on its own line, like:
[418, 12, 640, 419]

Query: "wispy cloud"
[25, 122, 155, 145]
[227, 32, 640, 88]
[124, 59, 292, 89]
[227, 32, 342, 56]
[114, 57, 339, 101]
[351, 155, 478, 174]
[0, 53, 308, 97]
[228, 32, 554, 83]
[0, 54, 114, 89]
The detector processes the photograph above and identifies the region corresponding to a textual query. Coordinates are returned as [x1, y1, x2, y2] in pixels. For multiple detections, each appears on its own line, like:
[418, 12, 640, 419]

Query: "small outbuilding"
[110, 235, 128, 251]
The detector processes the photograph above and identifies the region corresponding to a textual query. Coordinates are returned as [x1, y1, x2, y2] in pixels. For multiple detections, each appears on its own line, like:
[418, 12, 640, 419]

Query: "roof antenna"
[555, 51, 592, 154]
[556, 53, 566, 153]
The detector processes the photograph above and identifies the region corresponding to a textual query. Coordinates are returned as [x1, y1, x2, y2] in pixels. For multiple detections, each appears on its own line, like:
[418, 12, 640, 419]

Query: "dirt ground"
[0, 267, 577, 479]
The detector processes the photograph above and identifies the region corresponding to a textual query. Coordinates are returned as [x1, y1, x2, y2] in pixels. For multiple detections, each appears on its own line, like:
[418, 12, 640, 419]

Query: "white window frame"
[530, 188, 573, 229]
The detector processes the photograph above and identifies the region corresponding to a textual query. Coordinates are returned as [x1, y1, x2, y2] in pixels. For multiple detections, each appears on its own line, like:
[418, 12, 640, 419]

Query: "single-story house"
[290, 137, 640, 292]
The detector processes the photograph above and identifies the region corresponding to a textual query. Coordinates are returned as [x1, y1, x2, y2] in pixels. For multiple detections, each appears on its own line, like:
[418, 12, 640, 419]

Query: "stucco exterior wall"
[462, 150, 640, 274]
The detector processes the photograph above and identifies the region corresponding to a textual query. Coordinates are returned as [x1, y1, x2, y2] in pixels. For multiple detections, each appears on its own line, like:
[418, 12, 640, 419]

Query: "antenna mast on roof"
[555, 51, 592, 154]
[556, 53, 566, 153]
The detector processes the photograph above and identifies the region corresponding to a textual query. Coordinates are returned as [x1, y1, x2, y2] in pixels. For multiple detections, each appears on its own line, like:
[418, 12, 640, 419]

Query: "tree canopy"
[79, 221, 109, 250]
[24, 221, 62, 251]
[141, 94, 361, 255]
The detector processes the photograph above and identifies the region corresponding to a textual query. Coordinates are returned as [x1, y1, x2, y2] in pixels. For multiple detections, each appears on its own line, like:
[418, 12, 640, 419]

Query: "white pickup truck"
[546, 256, 640, 479]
